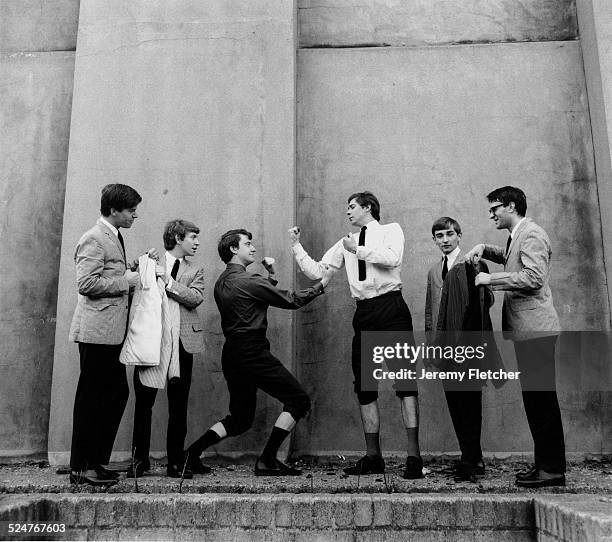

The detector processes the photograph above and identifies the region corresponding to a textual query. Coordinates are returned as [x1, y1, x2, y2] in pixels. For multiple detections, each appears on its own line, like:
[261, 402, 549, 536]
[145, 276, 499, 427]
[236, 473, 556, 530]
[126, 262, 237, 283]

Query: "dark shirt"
[214, 263, 324, 338]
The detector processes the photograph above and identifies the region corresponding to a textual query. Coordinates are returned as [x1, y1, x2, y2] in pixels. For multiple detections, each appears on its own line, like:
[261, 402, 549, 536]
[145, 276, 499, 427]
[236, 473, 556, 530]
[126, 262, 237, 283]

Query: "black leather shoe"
[126, 462, 148, 478]
[515, 466, 538, 481]
[167, 463, 193, 479]
[185, 455, 212, 475]
[453, 460, 484, 482]
[515, 473, 565, 488]
[254, 457, 302, 476]
[69, 471, 117, 486]
[343, 455, 385, 476]
[95, 465, 120, 480]
[403, 456, 424, 480]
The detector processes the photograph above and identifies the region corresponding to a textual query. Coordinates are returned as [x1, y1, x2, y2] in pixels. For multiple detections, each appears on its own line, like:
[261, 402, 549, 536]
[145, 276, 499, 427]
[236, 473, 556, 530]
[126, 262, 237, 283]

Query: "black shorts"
[351, 290, 418, 405]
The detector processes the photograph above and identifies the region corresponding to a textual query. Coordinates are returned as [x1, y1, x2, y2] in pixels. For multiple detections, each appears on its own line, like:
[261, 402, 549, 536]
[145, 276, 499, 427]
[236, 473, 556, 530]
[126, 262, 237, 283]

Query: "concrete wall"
[294, 1, 611, 456]
[48, 0, 297, 464]
[0, 3, 78, 457]
[298, 0, 577, 47]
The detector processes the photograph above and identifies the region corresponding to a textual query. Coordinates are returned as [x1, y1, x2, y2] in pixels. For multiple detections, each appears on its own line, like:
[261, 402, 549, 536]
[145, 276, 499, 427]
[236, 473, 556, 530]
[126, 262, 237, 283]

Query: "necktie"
[505, 236, 512, 258]
[358, 226, 367, 281]
[117, 231, 126, 260]
[442, 256, 448, 281]
[171, 258, 180, 280]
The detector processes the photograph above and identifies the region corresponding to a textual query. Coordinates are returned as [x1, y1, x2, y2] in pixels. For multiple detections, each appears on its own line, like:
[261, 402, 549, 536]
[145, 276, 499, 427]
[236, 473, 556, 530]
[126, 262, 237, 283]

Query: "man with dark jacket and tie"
[68, 183, 150, 485]
[466, 186, 565, 488]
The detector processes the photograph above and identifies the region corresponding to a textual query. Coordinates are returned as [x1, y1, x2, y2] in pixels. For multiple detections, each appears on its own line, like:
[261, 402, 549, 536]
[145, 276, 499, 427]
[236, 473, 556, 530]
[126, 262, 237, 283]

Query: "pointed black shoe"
[343, 455, 385, 476]
[69, 471, 117, 486]
[515, 466, 538, 481]
[515, 468, 565, 488]
[185, 455, 212, 475]
[452, 460, 485, 483]
[167, 463, 193, 479]
[254, 457, 302, 476]
[126, 462, 148, 478]
[96, 465, 120, 480]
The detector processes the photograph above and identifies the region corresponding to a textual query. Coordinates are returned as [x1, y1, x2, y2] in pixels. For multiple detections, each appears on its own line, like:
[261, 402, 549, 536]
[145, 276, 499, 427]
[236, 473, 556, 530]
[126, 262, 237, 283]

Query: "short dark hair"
[100, 184, 142, 216]
[431, 217, 462, 236]
[347, 191, 381, 221]
[486, 186, 527, 217]
[163, 219, 200, 250]
[218, 229, 252, 263]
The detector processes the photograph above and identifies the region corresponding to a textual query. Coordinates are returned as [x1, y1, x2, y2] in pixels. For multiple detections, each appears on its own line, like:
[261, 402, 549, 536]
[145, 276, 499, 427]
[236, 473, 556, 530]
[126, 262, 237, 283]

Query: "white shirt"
[292, 220, 404, 300]
[100, 217, 118, 237]
[444, 246, 461, 270]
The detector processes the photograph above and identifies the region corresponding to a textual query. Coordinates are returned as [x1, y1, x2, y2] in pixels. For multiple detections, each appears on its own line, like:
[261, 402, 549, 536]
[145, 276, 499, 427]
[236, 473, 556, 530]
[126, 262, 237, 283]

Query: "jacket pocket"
[192, 322, 203, 332]
[511, 297, 539, 311]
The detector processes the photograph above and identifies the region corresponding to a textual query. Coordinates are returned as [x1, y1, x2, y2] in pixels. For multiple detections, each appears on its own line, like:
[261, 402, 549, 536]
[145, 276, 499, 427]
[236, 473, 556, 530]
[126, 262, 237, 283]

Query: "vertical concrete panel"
[0, 1, 80, 52]
[48, 0, 296, 464]
[577, 0, 612, 328]
[299, 0, 577, 47]
[295, 42, 607, 455]
[0, 52, 74, 456]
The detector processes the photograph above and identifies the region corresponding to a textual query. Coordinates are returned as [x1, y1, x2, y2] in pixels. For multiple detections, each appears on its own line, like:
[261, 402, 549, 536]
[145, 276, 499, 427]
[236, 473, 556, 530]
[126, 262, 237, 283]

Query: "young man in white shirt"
[289, 191, 422, 479]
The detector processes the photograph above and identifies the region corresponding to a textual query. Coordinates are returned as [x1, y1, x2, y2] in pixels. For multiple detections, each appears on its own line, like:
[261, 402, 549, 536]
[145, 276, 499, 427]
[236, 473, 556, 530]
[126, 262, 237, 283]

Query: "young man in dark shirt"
[185, 229, 331, 475]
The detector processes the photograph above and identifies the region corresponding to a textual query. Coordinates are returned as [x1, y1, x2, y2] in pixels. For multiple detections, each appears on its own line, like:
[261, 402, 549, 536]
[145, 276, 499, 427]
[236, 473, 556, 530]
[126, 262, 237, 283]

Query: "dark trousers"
[351, 290, 417, 405]
[70, 343, 129, 471]
[514, 336, 566, 473]
[219, 333, 310, 436]
[132, 341, 193, 466]
[444, 388, 483, 465]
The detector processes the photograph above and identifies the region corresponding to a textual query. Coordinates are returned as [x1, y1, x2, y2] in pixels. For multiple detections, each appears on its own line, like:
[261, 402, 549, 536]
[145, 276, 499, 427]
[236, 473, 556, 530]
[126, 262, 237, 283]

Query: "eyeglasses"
[488, 203, 506, 215]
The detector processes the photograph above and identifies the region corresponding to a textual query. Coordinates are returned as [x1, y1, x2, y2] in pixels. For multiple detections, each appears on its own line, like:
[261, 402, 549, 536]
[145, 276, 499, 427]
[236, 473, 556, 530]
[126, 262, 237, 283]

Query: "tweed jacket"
[483, 217, 560, 341]
[164, 257, 205, 354]
[69, 219, 130, 345]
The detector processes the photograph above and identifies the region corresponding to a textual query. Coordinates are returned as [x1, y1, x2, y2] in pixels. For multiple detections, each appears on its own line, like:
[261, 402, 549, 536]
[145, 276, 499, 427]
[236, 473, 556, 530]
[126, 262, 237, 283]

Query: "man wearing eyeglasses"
[465, 186, 565, 488]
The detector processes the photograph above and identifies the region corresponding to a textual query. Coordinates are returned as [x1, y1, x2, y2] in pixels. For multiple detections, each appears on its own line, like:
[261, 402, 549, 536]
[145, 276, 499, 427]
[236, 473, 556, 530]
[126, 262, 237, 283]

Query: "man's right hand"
[288, 226, 301, 247]
[465, 243, 485, 264]
[124, 270, 140, 288]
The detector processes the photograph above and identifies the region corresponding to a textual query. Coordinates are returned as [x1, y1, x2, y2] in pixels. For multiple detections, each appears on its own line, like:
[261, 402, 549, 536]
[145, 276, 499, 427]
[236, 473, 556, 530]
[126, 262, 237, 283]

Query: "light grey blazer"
[165, 258, 205, 354]
[483, 217, 560, 341]
[69, 219, 130, 345]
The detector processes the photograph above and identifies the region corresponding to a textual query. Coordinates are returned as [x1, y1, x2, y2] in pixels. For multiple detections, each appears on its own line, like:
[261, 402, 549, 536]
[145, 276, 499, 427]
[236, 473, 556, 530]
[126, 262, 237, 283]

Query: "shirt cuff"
[166, 278, 174, 289]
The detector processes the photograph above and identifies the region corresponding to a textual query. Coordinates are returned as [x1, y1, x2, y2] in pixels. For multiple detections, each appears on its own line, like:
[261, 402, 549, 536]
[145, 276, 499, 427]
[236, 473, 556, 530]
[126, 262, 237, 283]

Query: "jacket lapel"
[176, 258, 189, 282]
[505, 218, 530, 264]
[97, 219, 126, 263]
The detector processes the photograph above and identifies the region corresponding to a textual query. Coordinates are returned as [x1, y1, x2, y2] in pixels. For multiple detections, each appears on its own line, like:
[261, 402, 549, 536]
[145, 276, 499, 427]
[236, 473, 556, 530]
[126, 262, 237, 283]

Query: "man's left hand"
[342, 234, 357, 253]
[475, 272, 491, 286]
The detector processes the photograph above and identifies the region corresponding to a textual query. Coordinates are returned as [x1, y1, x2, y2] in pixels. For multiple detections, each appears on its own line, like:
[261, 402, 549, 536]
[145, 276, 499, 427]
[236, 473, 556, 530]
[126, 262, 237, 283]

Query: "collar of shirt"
[445, 246, 461, 269]
[510, 217, 527, 238]
[165, 251, 184, 274]
[100, 217, 118, 237]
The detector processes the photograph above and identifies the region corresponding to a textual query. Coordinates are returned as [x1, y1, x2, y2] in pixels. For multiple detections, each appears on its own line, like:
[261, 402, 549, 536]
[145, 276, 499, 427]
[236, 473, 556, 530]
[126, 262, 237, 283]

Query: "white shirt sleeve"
[291, 239, 345, 280]
[355, 223, 404, 268]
